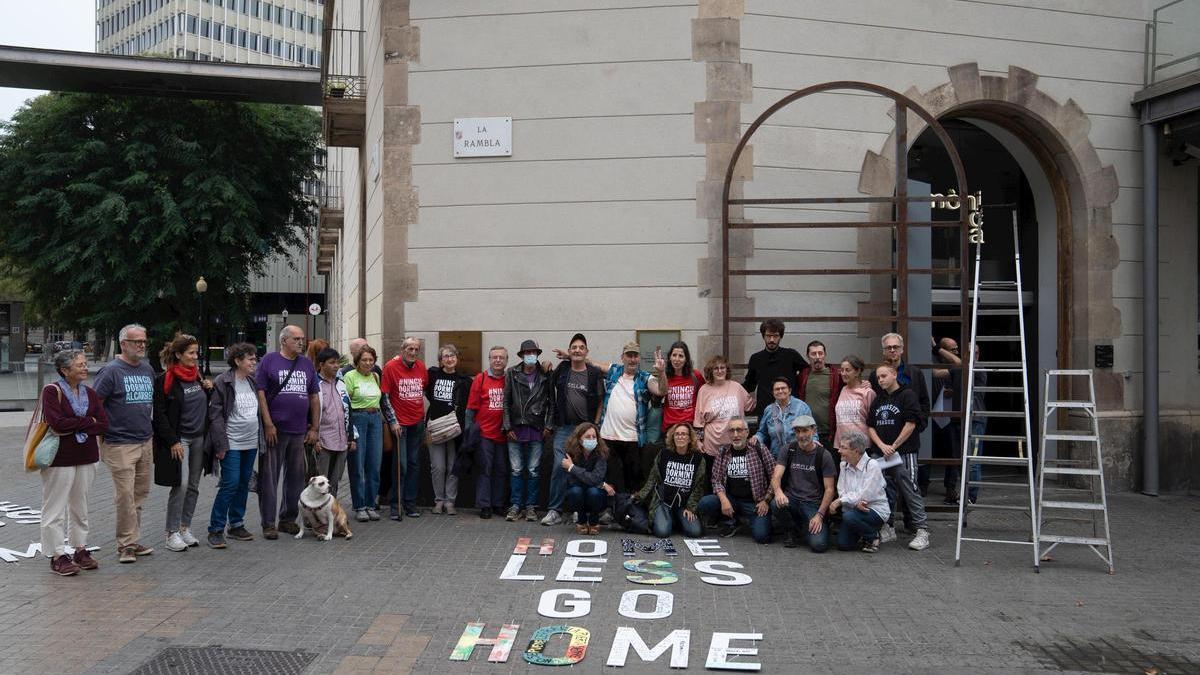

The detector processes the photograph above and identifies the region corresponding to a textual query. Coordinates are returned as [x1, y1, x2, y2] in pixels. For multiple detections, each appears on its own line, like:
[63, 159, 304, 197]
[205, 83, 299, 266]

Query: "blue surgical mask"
[582, 438, 598, 452]
[523, 354, 538, 366]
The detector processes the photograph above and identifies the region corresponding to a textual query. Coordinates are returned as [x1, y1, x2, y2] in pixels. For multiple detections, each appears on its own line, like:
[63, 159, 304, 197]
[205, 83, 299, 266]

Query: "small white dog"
[296, 475, 353, 541]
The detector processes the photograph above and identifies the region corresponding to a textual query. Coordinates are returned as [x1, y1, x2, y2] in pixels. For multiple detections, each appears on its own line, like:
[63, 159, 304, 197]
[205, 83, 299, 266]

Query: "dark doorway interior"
[908, 119, 1040, 460]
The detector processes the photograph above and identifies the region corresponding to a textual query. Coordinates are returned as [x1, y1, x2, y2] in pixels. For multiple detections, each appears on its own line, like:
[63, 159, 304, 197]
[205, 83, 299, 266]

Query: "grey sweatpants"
[165, 435, 205, 533]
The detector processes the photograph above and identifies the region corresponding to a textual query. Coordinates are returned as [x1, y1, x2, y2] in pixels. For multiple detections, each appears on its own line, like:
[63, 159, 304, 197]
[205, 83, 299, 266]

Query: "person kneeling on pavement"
[560, 422, 615, 535]
[697, 418, 774, 543]
[769, 415, 835, 552]
[633, 423, 708, 538]
[829, 430, 890, 553]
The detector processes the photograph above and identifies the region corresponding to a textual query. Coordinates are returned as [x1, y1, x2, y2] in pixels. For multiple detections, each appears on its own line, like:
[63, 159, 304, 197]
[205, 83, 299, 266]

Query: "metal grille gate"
[720, 81, 973, 426]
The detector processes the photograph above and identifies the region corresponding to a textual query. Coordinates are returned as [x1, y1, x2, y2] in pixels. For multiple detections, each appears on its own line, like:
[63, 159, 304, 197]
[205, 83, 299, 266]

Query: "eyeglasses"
[122, 339, 148, 346]
[730, 427, 748, 434]
[883, 345, 902, 351]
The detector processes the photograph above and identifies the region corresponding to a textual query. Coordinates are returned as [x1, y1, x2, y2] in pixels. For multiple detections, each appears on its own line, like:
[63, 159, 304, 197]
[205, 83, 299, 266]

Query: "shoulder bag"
[24, 386, 63, 472]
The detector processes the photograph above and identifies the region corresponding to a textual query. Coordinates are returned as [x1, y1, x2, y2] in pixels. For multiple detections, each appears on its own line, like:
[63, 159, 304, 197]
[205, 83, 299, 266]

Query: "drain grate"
[131, 646, 318, 675]
[1018, 637, 1200, 673]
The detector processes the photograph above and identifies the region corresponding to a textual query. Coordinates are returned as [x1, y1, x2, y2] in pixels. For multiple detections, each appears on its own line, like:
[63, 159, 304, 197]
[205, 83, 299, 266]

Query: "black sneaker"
[479, 509, 492, 519]
[390, 511, 403, 521]
[405, 509, 420, 518]
[207, 532, 227, 549]
[719, 523, 742, 538]
[226, 526, 254, 541]
[783, 531, 800, 548]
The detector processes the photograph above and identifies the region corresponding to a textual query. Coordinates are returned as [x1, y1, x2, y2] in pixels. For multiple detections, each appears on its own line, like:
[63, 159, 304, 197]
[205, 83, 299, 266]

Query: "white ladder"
[954, 214, 1041, 571]
[1037, 370, 1115, 574]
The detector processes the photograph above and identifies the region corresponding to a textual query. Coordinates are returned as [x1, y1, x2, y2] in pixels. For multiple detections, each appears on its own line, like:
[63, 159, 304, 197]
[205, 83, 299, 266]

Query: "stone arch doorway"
[858, 63, 1122, 412]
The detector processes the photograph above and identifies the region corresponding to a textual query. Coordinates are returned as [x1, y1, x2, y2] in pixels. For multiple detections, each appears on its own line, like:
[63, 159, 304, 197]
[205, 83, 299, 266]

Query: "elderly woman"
[829, 430, 890, 553]
[205, 343, 261, 549]
[560, 422, 612, 535]
[315, 347, 355, 498]
[342, 345, 386, 522]
[153, 334, 213, 553]
[425, 344, 471, 515]
[634, 423, 708, 539]
[40, 349, 108, 575]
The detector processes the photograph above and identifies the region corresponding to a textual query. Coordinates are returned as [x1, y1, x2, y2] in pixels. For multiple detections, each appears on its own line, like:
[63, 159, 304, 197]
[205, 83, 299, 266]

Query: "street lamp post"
[196, 276, 209, 375]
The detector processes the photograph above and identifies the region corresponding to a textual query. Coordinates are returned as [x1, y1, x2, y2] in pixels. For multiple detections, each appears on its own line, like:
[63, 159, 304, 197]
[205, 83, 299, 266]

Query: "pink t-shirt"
[834, 380, 876, 447]
[693, 380, 753, 456]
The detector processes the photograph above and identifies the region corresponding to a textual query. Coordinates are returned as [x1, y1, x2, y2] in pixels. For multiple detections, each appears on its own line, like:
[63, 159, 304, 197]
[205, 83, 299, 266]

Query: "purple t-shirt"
[255, 351, 319, 435]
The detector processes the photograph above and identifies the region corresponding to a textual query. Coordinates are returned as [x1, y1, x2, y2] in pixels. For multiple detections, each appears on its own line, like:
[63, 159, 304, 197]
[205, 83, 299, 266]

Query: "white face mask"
[523, 354, 538, 366]
[582, 438, 598, 452]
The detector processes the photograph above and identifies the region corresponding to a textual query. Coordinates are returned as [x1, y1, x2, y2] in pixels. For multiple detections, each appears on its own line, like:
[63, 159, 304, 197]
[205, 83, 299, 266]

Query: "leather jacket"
[502, 364, 554, 431]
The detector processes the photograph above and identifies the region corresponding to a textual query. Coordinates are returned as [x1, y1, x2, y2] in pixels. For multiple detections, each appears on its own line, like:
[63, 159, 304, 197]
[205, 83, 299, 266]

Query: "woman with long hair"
[648, 341, 705, 434]
[634, 422, 708, 538]
[153, 333, 213, 552]
[560, 422, 611, 535]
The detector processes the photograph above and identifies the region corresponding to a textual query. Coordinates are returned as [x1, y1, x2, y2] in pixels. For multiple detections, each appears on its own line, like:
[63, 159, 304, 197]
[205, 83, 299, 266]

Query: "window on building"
[274, 5, 284, 24]
[273, 39, 282, 56]
[238, 29, 247, 47]
[200, 18, 210, 37]
[225, 26, 235, 43]
[251, 0, 260, 17]
[187, 14, 197, 33]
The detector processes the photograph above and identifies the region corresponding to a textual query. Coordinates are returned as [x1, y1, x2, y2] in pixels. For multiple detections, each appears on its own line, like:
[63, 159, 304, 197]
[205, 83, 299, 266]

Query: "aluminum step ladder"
[954, 214, 1041, 570]
[1037, 369, 1114, 574]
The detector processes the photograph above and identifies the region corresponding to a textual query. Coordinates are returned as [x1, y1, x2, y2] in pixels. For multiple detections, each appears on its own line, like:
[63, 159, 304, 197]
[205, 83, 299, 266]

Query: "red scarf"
[164, 363, 199, 394]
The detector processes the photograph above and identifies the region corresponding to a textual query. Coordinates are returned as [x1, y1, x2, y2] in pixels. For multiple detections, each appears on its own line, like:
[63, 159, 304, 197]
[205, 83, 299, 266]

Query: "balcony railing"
[321, 170, 343, 211]
[1146, 0, 1200, 86]
[324, 28, 365, 99]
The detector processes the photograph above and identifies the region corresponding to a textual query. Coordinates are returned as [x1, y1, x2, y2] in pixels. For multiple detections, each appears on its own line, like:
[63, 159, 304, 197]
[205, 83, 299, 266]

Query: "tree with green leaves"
[0, 92, 322, 351]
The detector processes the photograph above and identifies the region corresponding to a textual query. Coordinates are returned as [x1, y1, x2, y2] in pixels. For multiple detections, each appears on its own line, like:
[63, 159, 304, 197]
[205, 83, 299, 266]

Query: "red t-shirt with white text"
[468, 371, 506, 442]
[381, 357, 428, 426]
[662, 371, 705, 429]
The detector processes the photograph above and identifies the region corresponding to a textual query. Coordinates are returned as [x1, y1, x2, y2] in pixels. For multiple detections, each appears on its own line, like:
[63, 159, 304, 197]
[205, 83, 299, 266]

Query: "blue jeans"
[208, 448, 257, 533]
[787, 500, 830, 553]
[349, 411, 383, 511]
[508, 439, 543, 508]
[837, 507, 885, 551]
[546, 425, 575, 512]
[697, 494, 771, 544]
[475, 437, 509, 509]
[564, 485, 606, 525]
[652, 502, 703, 538]
[399, 421, 425, 510]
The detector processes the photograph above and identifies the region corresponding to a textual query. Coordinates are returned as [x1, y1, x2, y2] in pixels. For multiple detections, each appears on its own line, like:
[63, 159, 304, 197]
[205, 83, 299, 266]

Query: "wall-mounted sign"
[454, 117, 512, 157]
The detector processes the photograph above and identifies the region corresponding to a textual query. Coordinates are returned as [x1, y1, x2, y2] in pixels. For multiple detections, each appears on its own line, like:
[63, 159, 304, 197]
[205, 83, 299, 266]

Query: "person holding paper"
[867, 364, 931, 551]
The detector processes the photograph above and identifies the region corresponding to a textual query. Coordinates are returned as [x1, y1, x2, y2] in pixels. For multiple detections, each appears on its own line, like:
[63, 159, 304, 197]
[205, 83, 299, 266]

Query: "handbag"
[23, 385, 63, 472]
[427, 410, 462, 445]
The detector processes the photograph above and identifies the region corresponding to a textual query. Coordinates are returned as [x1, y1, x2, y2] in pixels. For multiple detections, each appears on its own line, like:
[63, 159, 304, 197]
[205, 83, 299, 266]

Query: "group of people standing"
[33, 317, 962, 576]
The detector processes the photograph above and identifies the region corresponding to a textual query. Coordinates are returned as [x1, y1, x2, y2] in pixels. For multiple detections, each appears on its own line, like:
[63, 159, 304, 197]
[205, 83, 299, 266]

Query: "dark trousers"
[837, 508, 885, 550]
[604, 439, 641, 493]
[258, 432, 306, 527]
[564, 485, 607, 525]
[474, 437, 509, 509]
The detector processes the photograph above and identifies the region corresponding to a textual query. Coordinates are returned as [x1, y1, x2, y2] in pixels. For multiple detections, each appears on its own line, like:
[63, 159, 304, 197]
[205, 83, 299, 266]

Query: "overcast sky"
[1, 0, 96, 123]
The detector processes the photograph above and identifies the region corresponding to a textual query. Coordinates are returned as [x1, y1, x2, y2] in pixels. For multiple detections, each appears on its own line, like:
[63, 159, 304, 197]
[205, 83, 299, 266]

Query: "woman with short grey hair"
[205, 343, 261, 548]
[40, 348, 108, 575]
[424, 344, 471, 514]
[829, 430, 890, 553]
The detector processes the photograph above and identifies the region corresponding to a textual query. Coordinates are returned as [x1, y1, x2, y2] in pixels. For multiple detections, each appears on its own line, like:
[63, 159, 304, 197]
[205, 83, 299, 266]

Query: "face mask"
[582, 438, 598, 452]
[523, 354, 538, 366]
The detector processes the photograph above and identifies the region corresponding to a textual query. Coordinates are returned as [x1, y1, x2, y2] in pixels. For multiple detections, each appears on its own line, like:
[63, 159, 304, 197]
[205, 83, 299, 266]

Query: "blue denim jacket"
[600, 364, 651, 447]
[754, 396, 815, 458]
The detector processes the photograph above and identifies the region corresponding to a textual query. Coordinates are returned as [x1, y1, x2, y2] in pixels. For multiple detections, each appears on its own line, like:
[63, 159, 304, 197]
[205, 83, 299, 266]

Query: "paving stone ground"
[0, 423, 1197, 674]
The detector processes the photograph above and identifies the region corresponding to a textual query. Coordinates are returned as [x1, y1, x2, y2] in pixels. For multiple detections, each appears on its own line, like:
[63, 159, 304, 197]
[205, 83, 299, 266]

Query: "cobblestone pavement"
[0, 425, 1197, 674]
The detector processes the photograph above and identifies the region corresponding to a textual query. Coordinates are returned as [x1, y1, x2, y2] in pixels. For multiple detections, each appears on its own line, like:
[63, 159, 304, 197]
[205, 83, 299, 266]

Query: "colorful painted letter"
[622, 559, 678, 585]
[523, 625, 590, 666]
[449, 622, 520, 663]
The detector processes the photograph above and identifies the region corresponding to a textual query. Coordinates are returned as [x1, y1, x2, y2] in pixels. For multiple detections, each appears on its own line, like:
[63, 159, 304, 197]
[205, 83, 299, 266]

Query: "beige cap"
[622, 340, 641, 355]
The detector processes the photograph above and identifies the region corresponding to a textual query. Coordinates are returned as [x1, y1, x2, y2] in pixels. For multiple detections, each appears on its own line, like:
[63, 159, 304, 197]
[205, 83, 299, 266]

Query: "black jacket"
[742, 347, 808, 416]
[503, 364, 554, 431]
[551, 361, 604, 427]
[152, 373, 210, 487]
[869, 361, 931, 432]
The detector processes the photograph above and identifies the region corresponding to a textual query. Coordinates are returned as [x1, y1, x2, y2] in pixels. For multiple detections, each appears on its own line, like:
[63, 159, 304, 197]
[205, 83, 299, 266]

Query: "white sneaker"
[355, 509, 369, 522]
[572, 511, 579, 524]
[908, 529, 931, 551]
[165, 532, 188, 552]
[879, 524, 897, 543]
[598, 509, 613, 526]
[540, 509, 562, 526]
[179, 529, 200, 547]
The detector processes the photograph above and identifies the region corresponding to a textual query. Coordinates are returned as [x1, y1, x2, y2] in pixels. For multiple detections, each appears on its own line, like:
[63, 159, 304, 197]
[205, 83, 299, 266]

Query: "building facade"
[319, 0, 1200, 493]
